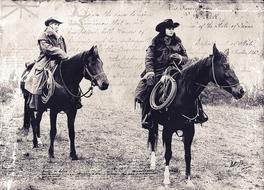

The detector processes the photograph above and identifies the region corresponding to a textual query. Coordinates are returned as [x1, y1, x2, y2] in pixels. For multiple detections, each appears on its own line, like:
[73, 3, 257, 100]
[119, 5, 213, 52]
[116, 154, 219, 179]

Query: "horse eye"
[223, 64, 229, 70]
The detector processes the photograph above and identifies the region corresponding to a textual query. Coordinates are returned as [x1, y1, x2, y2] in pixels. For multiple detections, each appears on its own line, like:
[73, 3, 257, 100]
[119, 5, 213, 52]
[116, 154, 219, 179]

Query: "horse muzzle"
[96, 75, 109, 90]
[232, 85, 245, 99]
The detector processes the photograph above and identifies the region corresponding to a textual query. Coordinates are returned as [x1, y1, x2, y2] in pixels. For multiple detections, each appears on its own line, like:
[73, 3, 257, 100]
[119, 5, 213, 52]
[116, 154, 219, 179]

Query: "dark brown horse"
[147, 44, 245, 187]
[21, 46, 109, 160]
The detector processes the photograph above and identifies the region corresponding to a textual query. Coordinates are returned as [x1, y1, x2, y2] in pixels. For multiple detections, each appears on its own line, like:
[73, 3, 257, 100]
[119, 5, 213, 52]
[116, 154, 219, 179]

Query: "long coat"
[25, 27, 67, 94]
[144, 33, 188, 76]
[135, 33, 188, 103]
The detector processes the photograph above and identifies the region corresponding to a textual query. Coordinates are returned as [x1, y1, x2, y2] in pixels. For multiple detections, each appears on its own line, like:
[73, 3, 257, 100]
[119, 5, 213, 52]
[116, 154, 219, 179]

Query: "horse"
[147, 44, 245, 188]
[20, 46, 109, 160]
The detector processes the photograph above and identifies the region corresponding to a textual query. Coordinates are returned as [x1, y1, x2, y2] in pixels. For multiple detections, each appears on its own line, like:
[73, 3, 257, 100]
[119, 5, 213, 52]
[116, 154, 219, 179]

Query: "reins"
[59, 56, 105, 99]
[169, 55, 240, 122]
[195, 56, 240, 89]
[59, 61, 94, 98]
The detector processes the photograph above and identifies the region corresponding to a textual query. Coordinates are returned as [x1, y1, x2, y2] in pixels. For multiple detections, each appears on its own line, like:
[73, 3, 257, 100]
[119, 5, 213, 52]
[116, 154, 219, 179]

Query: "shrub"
[0, 82, 15, 103]
[200, 83, 264, 108]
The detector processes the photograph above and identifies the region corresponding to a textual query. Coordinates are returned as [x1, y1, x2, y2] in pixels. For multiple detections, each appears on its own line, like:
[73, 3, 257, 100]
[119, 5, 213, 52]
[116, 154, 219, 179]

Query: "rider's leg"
[195, 97, 208, 124]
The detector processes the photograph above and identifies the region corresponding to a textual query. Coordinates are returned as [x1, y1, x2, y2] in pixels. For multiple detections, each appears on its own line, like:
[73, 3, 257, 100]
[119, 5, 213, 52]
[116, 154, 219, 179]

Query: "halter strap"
[59, 52, 107, 99]
[83, 59, 105, 85]
[173, 55, 240, 121]
[195, 56, 239, 89]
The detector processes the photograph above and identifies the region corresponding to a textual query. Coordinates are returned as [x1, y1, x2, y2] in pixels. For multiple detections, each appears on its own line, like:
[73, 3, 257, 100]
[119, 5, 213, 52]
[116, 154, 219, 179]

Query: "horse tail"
[20, 81, 31, 131]
[147, 121, 159, 151]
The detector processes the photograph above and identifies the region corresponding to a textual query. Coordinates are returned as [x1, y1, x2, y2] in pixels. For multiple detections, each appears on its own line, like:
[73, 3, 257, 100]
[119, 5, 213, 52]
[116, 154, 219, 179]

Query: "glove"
[145, 72, 155, 86]
[169, 53, 183, 65]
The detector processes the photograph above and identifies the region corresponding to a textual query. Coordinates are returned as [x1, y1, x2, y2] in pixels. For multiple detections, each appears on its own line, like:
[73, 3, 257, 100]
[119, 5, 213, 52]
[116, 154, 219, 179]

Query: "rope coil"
[150, 75, 177, 110]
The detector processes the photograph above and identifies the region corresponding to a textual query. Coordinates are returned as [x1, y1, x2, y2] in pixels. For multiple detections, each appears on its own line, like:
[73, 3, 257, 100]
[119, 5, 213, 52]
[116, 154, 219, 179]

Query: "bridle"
[59, 56, 105, 98]
[210, 56, 240, 89]
[195, 56, 240, 89]
[82, 59, 105, 86]
[169, 55, 240, 122]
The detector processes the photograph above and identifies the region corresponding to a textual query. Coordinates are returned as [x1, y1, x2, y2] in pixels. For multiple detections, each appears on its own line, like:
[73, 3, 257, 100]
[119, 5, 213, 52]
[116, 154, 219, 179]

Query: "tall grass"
[0, 82, 14, 103]
[0, 71, 19, 103]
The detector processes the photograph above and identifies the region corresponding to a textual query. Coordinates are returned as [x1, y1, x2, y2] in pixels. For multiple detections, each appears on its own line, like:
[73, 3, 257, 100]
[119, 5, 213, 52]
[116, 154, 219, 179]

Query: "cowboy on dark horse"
[135, 19, 208, 129]
[24, 17, 82, 111]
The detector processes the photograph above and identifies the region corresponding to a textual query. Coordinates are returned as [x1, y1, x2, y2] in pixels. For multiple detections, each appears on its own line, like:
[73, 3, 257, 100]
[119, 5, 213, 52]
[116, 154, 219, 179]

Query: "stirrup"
[194, 110, 208, 124]
[142, 113, 152, 129]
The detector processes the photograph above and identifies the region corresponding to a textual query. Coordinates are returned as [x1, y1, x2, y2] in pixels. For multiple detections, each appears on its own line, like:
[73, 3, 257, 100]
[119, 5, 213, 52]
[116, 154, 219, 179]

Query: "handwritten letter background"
[0, 0, 263, 108]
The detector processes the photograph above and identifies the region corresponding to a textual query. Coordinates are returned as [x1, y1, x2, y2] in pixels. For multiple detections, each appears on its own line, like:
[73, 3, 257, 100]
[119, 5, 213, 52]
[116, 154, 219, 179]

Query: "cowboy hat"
[45, 17, 63, 26]
[155, 19, 179, 32]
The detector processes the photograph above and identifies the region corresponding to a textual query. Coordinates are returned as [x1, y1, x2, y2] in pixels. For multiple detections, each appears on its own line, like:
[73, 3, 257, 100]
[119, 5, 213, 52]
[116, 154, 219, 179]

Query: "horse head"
[210, 44, 245, 99]
[83, 46, 109, 90]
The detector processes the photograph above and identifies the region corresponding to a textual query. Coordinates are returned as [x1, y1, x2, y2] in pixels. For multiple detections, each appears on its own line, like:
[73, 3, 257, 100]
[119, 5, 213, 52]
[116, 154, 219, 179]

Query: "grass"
[2, 95, 262, 190]
[0, 82, 15, 103]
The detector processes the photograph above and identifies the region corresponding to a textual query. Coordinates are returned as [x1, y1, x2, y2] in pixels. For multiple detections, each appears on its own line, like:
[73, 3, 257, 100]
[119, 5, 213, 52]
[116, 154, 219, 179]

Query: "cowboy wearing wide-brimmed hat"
[25, 17, 82, 110]
[135, 19, 208, 129]
[155, 19, 180, 32]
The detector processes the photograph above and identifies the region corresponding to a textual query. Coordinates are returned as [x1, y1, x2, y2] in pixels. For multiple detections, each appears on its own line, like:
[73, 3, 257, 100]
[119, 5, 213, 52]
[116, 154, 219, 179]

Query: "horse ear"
[94, 45, 98, 55]
[89, 46, 94, 54]
[213, 43, 220, 57]
[224, 48, 229, 56]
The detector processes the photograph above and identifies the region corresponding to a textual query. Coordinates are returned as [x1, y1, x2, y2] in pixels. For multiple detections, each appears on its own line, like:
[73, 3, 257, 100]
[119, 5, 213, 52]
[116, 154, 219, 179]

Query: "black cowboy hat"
[155, 19, 180, 32]
[45, 17, 63, 26]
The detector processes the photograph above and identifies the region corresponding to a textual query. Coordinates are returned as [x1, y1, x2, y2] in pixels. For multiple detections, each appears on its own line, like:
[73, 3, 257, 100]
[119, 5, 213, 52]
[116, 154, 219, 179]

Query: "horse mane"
[181, 55, 212, 81]
[67, 50, 88, 64]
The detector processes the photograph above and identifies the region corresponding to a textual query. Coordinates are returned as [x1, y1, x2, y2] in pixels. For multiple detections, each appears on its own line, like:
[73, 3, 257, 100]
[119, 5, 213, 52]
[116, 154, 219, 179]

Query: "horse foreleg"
[48, 110, 58, 159]
[66, 109, 78, 160]
[21, 98, 30, 136]
[183, 124, 195, 190]
[29, 111, 39, 148]
[162, 128, 173, 185]
[35, 110, 44, 146]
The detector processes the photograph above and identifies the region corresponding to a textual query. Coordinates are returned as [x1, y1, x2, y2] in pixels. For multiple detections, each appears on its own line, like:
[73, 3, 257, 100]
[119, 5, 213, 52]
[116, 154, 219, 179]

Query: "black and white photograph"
[0, 0, 263, 189]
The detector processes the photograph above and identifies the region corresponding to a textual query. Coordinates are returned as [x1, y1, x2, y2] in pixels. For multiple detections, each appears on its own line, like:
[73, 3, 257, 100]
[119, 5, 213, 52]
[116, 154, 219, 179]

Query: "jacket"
[144, 33, 188, 77]
[25, 26, 67, 94]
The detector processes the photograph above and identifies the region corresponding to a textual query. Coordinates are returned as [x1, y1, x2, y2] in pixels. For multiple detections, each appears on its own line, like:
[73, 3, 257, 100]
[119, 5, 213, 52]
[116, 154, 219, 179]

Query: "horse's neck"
[182, 57, 212, 100]
[57, 53, 84, 87]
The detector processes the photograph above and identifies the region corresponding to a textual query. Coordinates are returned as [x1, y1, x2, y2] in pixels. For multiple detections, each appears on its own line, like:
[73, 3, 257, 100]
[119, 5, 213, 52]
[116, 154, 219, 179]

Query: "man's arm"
[145, 45, 155, 73]
[38, 39, 68, 60]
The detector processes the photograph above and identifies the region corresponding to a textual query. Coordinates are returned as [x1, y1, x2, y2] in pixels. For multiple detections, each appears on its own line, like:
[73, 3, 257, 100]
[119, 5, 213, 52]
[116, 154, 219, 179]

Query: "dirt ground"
[0, 89, 263, 190]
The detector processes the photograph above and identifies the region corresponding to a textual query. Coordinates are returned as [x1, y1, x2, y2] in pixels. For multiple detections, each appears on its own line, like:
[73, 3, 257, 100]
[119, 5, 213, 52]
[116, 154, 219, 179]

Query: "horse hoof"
[185, 179, 195, 190]
[37, 138, 43, 146]
[20, 128, 29, 136]
[150, 152, 156, 170]
[163, 178, 171, 185]
[49, 154, 55, 159]
[71, 155, 79, 160]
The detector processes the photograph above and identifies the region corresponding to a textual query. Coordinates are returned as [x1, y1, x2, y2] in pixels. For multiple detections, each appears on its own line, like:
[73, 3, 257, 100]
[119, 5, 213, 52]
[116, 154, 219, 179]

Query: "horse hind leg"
[21, 94, 30, 136]
[30, 111, 38, 148]
[66, 109, 78, 160]
[148, 122, 158, 170]
[35, 110, 44, 146]
[162, 128, 173, 185]
[48, 110, 58, 159]
[183, 124, 195, 190]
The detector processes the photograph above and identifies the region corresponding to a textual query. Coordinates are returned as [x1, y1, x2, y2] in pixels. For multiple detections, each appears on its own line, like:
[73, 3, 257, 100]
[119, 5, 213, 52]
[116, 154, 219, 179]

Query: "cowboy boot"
[141, 98, 153, 129]
[194, 98, 208, 124]
[29, 94, 40, 111]
[142, 112, 153, 129]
